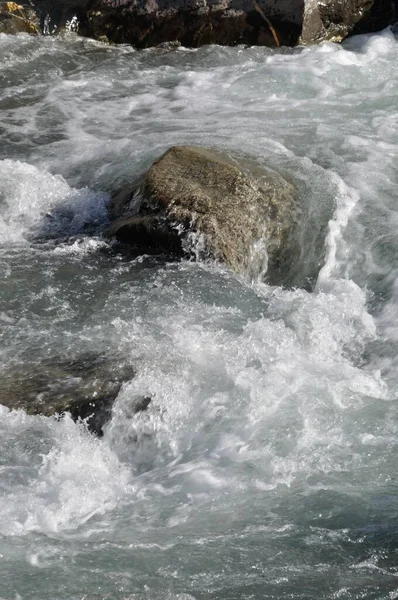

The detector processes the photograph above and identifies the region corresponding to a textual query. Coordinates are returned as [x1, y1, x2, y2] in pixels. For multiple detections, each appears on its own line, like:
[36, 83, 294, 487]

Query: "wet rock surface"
[0, 2, 40, 34]
[0, 354, 139, 435]
[108, 146, 298, 283]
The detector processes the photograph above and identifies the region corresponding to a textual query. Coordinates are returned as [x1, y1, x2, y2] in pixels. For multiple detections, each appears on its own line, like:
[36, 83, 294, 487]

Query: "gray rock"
[301, 0, 395, 44]
[0, 354, 141, 435]
[108, 146, 298, 283]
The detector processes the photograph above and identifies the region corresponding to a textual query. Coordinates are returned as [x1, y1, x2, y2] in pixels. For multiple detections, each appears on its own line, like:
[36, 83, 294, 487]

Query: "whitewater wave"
[0, 160, 110, 244]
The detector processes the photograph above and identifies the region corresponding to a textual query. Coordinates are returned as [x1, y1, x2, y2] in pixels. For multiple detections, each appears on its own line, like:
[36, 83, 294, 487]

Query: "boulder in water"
[108, 146, 298, 283]
[0, 2, 40, 34]
[0, 354, 141, 435]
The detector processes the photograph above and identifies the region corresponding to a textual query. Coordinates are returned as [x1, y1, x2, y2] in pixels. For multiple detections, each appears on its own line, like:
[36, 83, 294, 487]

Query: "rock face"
[31, 0, 89, 34]
[1, 0, 395, 44]
[108, 146, 298, 283]
[0, 354, 140, 435]
[0, 2, 40, 34]
[301, 0, 395, 44]
[85, 0, 303, 47]
[84, 0, 396, 46]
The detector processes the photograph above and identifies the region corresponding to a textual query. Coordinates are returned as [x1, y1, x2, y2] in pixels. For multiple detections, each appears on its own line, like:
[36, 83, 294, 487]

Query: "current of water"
[1, 28, 398, 600]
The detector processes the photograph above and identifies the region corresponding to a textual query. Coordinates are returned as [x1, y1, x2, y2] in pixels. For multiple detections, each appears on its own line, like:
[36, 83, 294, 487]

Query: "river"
[1, 28, 398, 599]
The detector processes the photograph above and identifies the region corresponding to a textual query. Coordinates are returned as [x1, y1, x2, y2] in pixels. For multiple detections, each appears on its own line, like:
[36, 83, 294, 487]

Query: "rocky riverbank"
[0, 0, 396, 46]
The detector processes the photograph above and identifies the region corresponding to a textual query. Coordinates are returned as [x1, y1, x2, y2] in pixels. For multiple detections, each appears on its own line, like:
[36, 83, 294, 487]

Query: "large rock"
[1, 0, 395, 44]
[0, 2, 40, 34]
[84, 0, 396, 46]
[108, 146, 298, 283]
[85, 0, 303, 47]
[301, 0, 396, 44]
[0, 354, 144, 435]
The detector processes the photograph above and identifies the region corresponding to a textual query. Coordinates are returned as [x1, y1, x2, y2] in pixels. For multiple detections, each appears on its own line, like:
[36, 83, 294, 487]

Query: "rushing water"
[1, 27, 398, 600]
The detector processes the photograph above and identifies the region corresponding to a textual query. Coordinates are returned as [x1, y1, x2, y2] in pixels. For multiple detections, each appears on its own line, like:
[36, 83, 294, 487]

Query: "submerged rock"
[108, 146, 298, 283]
[0, 354, 139, 435]
[0, 2, 40, 34]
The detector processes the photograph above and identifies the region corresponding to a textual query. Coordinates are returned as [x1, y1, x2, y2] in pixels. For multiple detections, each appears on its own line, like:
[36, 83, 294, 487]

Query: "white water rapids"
[1, 28, 398, 599]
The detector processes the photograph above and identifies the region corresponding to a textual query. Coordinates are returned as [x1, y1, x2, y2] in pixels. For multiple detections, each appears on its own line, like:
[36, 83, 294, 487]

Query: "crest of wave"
[0, 160, 110, 245]
[0, 408, 133, 536]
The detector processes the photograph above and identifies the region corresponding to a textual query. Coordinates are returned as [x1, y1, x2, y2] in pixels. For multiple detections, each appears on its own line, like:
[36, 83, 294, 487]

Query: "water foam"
[1, 28, 398, 600]
[0, 407, 132, 537]
[0, 160, 109, 245]
[0, 160, 110, 244]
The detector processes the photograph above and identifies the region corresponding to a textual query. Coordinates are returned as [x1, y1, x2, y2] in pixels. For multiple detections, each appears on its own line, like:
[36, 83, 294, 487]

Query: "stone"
[0, 2, 40, 34]
[0, 354, 141, 435]
[301, 0, 396, 44]
[83, 0, 396, 47]
[2, 0, 394, 45]
[107, 214, 183, 255]
[84, 0, 303, 47]
[108, 146, 298, 283]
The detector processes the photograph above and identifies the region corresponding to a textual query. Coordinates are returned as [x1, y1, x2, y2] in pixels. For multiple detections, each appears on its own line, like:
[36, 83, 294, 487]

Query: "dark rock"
[30, 0, 89, 34]
[107, 214, 183, 256]
[301, 0, 396, 44]
[0, 354, 139, 435]
[84, 0, 303, 47]
[0, 2, 40, 34]
[83, 0, 397, 47]
[133, 395, 152, 412]
[108, 146, 298, 283]
[3, 0, 395, 45]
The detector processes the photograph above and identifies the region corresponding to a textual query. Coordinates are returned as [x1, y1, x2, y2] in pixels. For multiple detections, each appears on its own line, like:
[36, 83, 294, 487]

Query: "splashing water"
[65, 16, 79, 34]
[0, 28, 398, 600]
